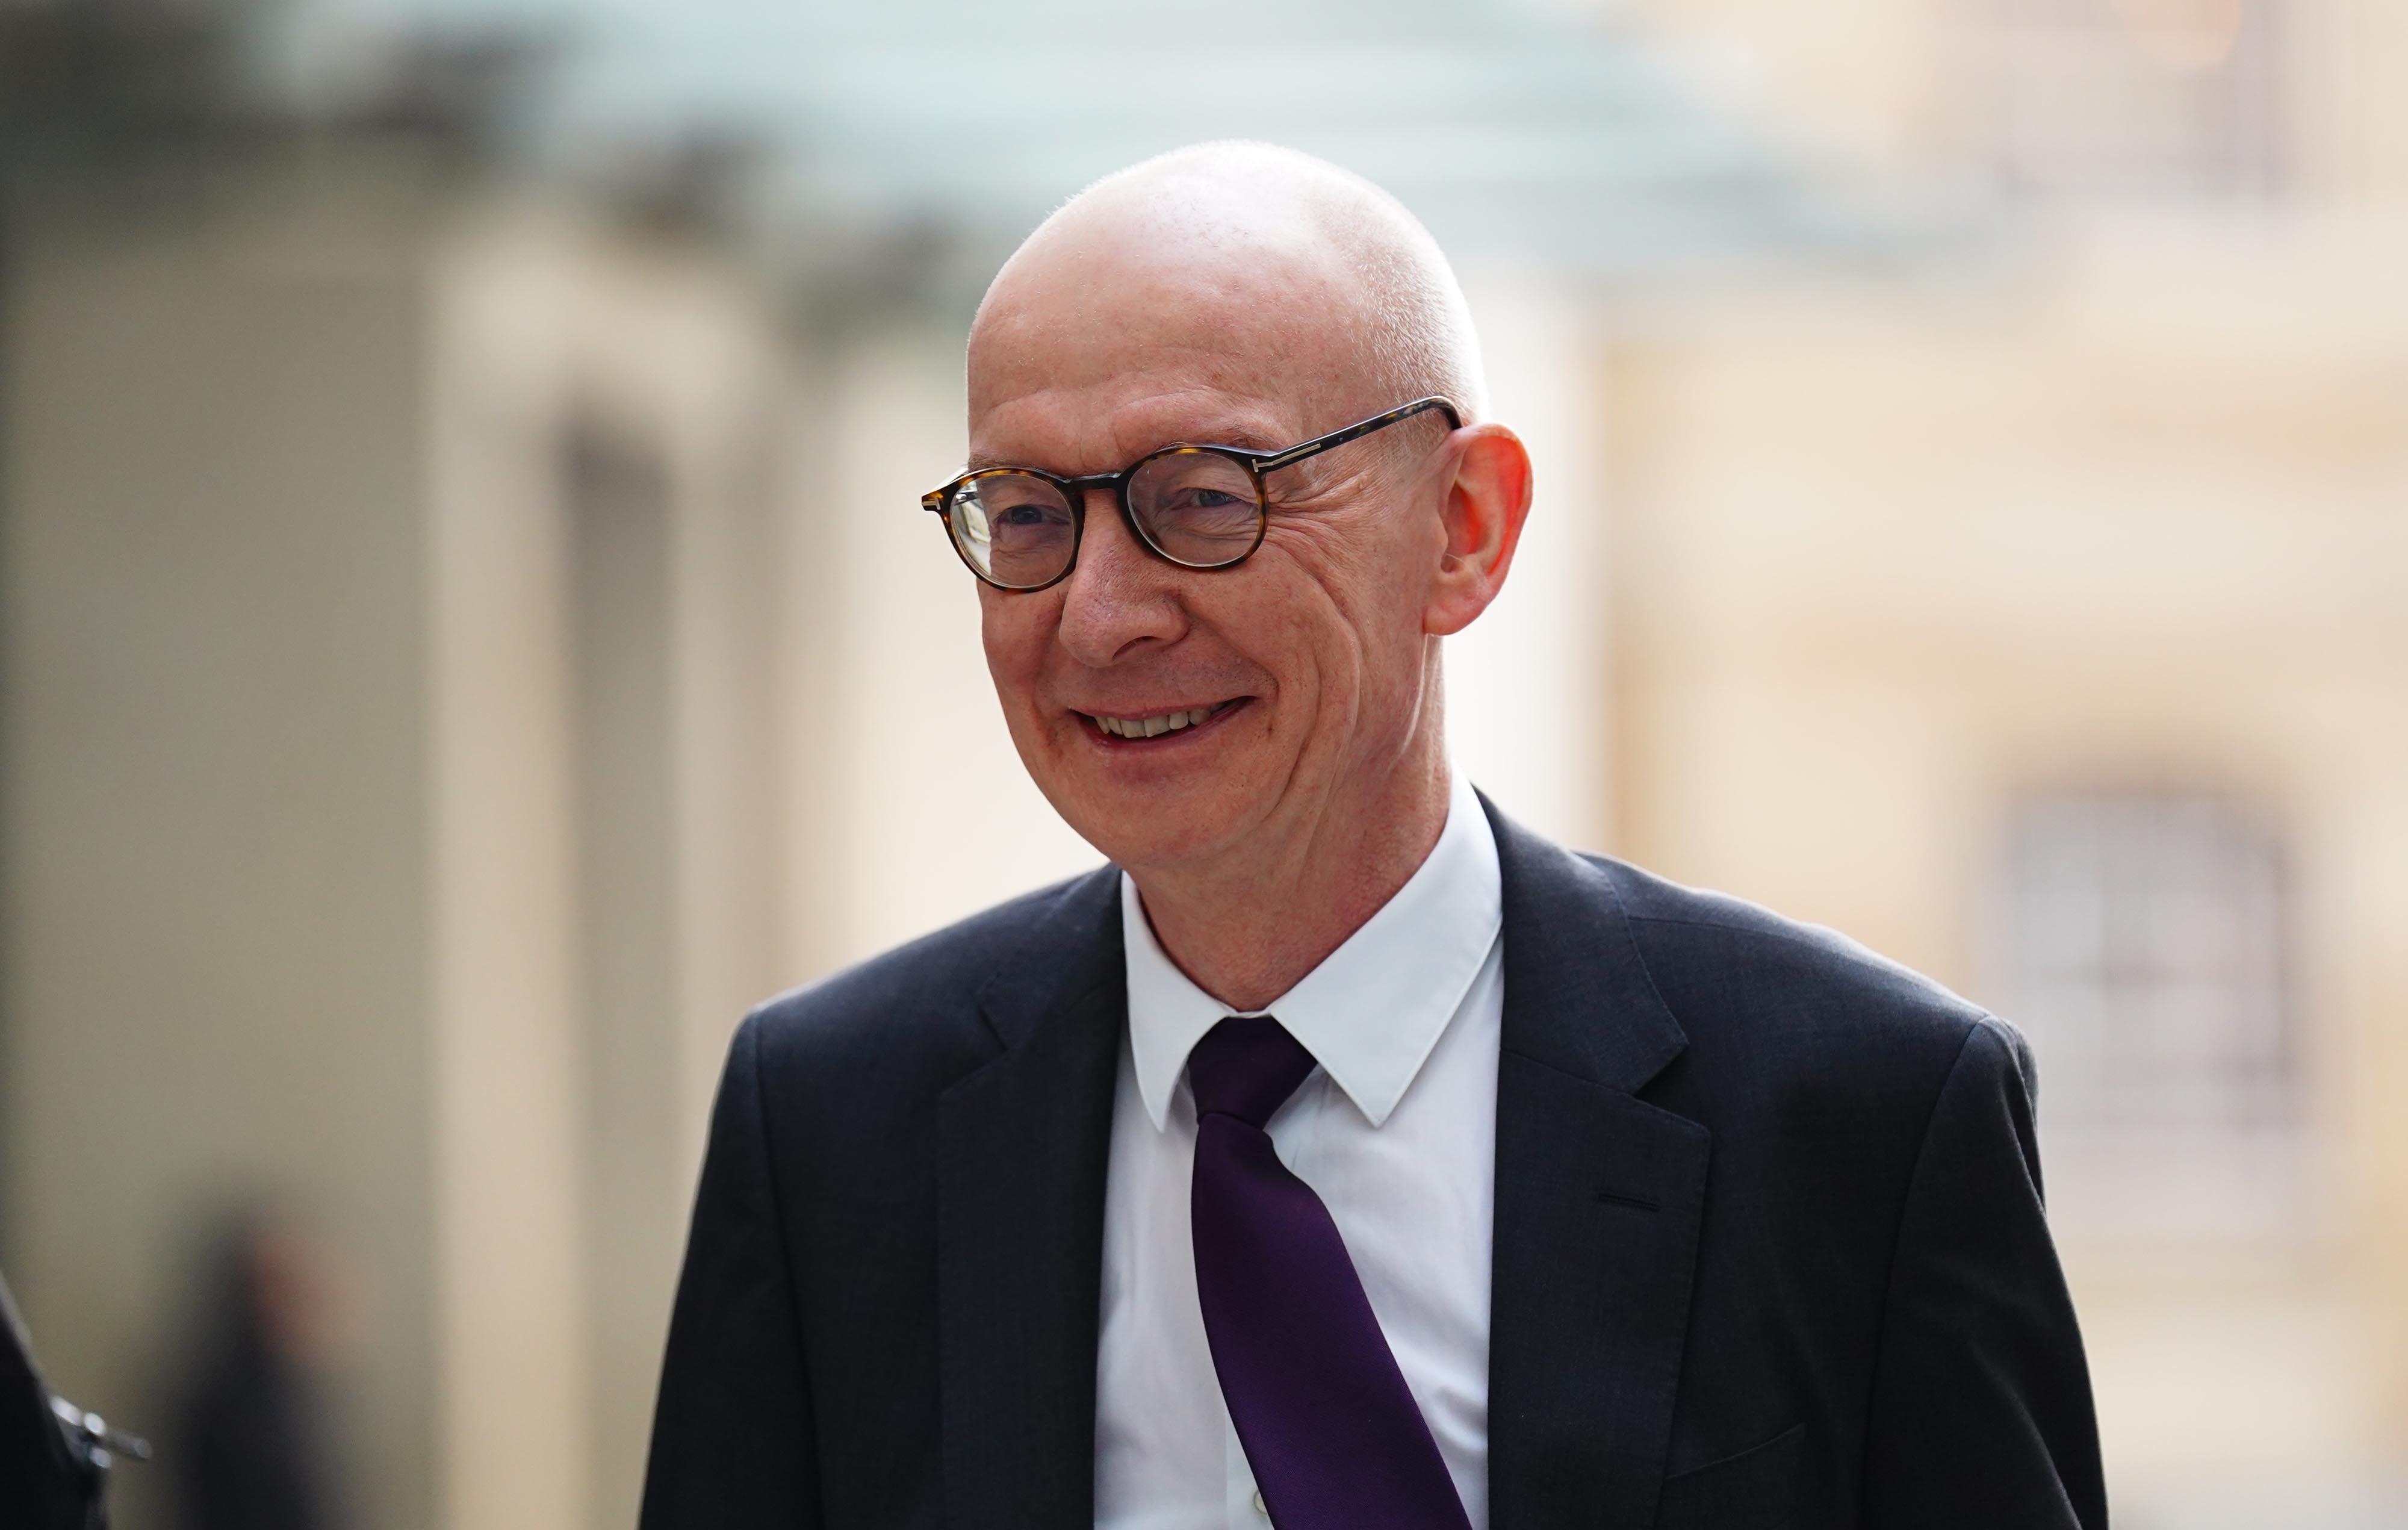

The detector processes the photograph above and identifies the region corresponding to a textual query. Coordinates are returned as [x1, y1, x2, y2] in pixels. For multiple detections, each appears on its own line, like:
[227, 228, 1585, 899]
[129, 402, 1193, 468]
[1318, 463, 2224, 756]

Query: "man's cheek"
[979, 621, 1044, 706]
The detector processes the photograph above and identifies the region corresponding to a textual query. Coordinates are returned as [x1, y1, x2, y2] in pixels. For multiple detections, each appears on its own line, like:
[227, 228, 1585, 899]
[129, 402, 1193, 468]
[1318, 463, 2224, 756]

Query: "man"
[642, 142, 2105, 1530]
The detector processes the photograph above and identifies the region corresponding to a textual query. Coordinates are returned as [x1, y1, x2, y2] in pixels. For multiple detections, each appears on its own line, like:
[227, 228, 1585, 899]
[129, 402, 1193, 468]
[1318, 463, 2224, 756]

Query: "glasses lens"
[1128, 450, 1264, 567]
[951, 472, 1076, 588]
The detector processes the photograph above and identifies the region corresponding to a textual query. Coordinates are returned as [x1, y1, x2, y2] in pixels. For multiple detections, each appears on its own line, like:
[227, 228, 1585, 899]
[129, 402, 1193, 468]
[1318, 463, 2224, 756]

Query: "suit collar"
[1482, 789, 1687, 1093]
[1121, 770, 1504, 1130]
[1482, 792, 1710, 1530]
[945, 806, 1708, 1530]
[975, 865, 1125, 1052]
[968, 795, 1684, 1081]
[942, 866, 1126, 1528]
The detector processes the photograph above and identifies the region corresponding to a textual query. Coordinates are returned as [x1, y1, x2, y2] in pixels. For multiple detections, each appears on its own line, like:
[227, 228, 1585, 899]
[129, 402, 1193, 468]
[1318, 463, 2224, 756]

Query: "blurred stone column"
[2, 148, 797, 1530]
[1448, 265, 1613, 851]
[780, 320, 1099, 980]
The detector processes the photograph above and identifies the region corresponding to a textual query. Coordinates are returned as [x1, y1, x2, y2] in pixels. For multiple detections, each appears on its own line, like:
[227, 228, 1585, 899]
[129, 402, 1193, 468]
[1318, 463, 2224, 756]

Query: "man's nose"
[1055, 487, 1186, 667]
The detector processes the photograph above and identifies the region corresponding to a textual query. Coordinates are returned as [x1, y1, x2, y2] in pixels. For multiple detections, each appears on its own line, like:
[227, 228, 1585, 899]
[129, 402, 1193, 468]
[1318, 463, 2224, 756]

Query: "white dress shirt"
[1094, 771, 1504, 1530]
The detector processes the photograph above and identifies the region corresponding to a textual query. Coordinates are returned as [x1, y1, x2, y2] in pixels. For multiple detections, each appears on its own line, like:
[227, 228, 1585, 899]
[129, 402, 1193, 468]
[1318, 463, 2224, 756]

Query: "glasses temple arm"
[1252, 396, 1463, 471]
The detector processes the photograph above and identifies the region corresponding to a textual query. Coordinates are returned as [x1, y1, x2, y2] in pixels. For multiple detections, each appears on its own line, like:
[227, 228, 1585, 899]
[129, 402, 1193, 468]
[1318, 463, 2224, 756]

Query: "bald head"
[969, 141, 1486, 440]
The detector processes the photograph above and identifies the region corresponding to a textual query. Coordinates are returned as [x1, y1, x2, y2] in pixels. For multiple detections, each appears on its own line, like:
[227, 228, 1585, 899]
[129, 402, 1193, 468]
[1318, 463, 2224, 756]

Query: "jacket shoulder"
[743, 865, 1113, 1071]
[1590, 853, 2029, 1089]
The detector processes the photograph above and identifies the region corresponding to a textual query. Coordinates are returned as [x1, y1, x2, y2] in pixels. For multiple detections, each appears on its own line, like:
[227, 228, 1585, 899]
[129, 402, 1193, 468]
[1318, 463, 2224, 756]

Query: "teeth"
[1094, 704, 1224, 739]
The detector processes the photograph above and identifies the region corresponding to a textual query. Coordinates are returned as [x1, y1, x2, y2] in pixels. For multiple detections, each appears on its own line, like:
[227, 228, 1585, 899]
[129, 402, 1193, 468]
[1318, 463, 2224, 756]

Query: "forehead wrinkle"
[1099, 389, 1288, 457]
[973, 241, 1388, 437]
[972, 268, 1346, 409]
[981, 334, 1296, 402]
[970, 382, 1292, 474]
[972, 311, 1379, 479]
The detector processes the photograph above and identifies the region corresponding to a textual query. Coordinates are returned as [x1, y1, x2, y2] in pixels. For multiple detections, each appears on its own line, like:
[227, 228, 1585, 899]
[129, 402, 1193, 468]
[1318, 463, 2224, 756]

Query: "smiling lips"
[1082, 698, 1244, 740]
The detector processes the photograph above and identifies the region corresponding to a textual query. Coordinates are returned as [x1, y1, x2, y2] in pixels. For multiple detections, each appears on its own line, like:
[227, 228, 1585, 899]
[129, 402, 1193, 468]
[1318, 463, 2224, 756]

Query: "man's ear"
[1423, 424, 1534, 638]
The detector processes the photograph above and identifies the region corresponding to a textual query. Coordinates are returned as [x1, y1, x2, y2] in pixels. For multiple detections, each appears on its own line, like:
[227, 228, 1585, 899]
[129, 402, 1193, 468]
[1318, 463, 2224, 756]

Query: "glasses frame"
[919, 395, 1464, 593]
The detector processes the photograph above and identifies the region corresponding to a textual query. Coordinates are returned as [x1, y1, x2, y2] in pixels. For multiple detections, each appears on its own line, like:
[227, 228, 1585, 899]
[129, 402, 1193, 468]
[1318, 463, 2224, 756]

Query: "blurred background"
[1, 0, 2401, 1526]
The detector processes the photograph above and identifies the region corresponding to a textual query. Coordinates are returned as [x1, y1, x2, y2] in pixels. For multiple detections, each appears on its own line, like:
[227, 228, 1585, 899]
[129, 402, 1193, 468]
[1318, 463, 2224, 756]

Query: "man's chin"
[1050, 791, 1262, 875]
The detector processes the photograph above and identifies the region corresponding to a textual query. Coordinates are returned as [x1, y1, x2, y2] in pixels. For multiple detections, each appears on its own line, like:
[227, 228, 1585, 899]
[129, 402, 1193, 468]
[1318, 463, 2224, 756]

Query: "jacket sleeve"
[1860, 1018, 2109, 1529]
[640, 1012, 822, 1529]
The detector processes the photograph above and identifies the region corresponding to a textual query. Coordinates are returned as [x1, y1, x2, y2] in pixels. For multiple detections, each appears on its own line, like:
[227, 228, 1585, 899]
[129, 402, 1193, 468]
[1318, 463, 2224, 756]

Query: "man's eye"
[995, 505, 1062, 527]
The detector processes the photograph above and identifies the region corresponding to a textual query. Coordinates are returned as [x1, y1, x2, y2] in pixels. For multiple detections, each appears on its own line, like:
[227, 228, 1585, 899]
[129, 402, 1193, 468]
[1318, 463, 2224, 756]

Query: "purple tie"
[1187, 1015, 1473, 1530]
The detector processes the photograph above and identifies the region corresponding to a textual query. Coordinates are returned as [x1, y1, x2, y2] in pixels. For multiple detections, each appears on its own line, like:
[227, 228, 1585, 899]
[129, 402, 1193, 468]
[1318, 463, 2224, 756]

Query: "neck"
[1126, 718, 1453, 1014]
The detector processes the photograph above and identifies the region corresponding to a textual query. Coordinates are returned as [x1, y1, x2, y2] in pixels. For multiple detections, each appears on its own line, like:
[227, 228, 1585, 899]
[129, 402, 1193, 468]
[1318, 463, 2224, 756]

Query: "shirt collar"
[1121, 771, 1503, 1131]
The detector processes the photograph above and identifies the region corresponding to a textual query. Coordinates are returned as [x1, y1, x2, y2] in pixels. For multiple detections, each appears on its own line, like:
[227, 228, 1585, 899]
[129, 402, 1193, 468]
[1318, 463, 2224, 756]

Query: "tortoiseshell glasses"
[919, 396, 1463, 592]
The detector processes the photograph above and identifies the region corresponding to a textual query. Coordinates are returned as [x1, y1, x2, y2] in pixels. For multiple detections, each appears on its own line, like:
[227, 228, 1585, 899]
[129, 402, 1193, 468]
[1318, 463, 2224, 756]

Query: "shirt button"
[1252, 1488, 1268, 1516]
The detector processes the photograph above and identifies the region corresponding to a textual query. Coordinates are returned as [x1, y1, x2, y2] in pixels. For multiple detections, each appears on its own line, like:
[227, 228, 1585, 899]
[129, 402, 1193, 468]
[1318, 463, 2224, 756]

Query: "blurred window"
[1991, 788, 2292, 1137]
[1983, 788, 2313, 1251]
[1960, 0, 2283, 201]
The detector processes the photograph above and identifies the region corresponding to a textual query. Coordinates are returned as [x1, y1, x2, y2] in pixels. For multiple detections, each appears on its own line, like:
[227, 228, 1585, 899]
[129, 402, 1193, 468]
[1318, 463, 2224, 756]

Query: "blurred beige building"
[2, 3, 2402, 1530]
[1607, 0, 2408, 1521]
[1, 101, 802, 1530]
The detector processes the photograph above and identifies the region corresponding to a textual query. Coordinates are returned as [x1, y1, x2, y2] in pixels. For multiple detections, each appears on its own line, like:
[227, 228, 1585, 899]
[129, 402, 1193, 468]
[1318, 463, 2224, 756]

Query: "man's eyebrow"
[1209, 429, 1285, 454]
[966, 426, 1289, 474]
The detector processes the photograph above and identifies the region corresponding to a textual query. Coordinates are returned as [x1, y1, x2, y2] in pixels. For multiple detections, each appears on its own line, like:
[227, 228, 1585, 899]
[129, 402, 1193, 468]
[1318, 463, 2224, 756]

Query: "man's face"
[967, 255, 1451, 875]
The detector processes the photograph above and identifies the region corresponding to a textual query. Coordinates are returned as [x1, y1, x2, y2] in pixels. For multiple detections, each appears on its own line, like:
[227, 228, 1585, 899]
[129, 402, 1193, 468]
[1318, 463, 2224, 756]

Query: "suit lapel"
[937, 868, 1126, 1529]
[1483, 798, 1711, 1530]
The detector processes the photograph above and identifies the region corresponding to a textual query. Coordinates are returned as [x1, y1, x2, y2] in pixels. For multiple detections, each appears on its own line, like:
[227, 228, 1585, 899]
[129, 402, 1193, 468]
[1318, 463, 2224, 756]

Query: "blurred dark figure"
[173, 1216, 349, 1530]
[2, 1266, 147, 1529]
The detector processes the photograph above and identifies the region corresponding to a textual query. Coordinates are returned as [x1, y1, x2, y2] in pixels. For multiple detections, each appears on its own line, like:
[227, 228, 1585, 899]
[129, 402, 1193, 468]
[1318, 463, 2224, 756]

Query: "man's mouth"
[1079, 697, 1247, 741]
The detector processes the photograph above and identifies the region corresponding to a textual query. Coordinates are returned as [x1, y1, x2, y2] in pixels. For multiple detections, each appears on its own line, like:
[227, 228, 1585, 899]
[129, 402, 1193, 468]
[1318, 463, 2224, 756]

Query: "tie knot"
[1186, 1015, 1317, 1129]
